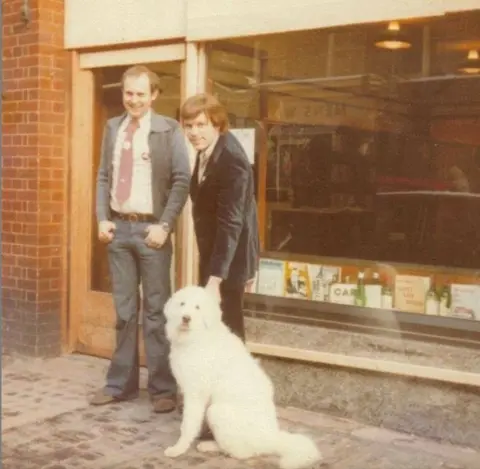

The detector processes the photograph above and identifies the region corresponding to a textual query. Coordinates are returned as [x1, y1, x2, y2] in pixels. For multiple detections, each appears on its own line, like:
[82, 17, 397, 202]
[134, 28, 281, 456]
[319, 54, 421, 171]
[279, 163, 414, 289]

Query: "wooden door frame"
[68, 42, 206, 353]
[69, 51, 94, 352]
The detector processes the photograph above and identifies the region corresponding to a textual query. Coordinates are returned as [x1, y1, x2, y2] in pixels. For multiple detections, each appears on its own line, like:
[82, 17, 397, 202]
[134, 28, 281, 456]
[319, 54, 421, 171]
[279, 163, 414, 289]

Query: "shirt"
[110, 110, 153, 214]
[198, 134, 220, 183]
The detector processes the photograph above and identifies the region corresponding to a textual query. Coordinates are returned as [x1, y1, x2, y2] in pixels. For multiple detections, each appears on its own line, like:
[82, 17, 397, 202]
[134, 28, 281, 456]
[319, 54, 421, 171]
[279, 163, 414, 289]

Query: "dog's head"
[164, 286, 223, 343]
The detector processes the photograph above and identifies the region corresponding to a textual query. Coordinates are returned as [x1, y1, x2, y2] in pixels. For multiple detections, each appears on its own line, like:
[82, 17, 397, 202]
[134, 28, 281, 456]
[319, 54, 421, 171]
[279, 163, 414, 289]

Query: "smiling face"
[183, 112, 220, 152]
[164, 286, 223, 344]
[122, 73, 157, 119]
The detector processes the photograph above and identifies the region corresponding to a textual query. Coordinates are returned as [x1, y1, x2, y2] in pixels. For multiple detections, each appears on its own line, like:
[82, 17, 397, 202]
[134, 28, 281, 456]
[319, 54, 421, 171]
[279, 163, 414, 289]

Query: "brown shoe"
[89, 389, 120, 406]
[151, 396, 176, 413]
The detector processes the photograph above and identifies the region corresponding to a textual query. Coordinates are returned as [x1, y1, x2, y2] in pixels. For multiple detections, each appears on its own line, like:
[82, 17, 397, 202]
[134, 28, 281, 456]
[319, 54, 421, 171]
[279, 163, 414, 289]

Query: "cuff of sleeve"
[158, 221, 171, 233]
[208, 264, 228, 281]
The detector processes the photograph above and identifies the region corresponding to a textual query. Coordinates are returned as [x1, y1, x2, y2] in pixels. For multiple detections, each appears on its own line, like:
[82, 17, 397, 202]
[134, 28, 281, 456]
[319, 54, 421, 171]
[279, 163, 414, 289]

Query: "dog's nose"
[182, 315, 191, 324]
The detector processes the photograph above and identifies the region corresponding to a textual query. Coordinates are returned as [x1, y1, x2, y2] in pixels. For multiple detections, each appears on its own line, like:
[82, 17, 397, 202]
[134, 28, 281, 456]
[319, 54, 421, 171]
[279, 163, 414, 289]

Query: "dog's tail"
[275, 430, 321, 469]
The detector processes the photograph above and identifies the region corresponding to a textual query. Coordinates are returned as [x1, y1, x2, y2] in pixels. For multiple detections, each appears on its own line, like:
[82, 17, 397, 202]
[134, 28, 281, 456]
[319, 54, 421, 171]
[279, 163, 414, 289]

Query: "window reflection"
[208, 11, 480, 320]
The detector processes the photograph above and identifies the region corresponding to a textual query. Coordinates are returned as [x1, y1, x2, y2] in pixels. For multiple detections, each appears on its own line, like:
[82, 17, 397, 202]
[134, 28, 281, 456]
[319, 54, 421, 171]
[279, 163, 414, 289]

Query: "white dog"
[163, 286, 321, 469]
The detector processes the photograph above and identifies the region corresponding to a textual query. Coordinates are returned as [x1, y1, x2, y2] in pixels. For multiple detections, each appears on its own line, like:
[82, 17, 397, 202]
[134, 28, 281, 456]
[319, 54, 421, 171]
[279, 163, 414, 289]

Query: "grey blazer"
[95, 111, 191, 229]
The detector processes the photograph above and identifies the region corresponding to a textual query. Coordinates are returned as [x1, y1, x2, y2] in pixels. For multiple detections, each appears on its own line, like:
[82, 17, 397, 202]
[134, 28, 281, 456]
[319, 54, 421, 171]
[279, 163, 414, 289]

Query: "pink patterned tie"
[115, 118, 139, 206]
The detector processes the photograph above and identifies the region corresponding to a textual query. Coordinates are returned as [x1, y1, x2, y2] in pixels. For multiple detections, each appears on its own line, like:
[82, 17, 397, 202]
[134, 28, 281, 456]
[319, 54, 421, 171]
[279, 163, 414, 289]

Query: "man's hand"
[98, 220, 116, 243]
[205, 276, 222, 303]
[245, 272, 257, 292]
[145, 224, 169, 249]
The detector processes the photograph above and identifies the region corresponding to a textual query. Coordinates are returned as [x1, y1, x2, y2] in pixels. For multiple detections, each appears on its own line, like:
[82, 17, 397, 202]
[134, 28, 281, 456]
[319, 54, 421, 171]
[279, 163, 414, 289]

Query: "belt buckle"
[127, 213, 139, 223]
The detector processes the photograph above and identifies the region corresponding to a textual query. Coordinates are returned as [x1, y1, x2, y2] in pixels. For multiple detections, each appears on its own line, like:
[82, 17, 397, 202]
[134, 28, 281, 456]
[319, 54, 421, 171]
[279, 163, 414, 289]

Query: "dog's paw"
[164, 444, 187, 458]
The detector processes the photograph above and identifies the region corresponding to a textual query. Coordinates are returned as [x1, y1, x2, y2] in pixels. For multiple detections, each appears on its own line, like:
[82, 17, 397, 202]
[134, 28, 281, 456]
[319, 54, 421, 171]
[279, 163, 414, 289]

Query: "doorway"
[69, 55, 185, 359]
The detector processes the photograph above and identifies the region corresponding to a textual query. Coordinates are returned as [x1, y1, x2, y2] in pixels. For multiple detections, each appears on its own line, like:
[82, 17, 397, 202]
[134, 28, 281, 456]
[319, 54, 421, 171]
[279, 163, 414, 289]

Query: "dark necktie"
[115, 118, 139, 206]
[198, 151, 208, 182]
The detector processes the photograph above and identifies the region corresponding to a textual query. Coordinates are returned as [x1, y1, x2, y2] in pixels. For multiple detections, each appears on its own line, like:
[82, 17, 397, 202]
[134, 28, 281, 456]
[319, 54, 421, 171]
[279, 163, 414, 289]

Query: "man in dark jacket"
[180, 93, 259, 341]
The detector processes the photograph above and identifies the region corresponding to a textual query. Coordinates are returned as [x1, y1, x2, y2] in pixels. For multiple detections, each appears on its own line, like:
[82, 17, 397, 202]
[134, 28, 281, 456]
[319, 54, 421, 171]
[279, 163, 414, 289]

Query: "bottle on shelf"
[438, 284, 451, 317]
[327, 273, 339, 302]
[381, 280, 394, 309]
[425, 277, 439, 315]
[365, 271, 382, 308]
[354, 271, 366, 307]
[312, 267, 326, 302]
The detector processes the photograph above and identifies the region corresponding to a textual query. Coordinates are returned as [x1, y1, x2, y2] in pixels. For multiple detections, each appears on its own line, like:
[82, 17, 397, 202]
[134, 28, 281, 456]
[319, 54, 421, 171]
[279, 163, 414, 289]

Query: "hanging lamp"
[374, 21, 412, 50]
[457, 49, 480, 74]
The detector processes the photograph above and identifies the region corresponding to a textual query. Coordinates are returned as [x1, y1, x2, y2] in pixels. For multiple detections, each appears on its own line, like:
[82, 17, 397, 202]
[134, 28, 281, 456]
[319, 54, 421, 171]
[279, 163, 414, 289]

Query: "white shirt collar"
[124, 109, 151, 130]
[203, 134, 220, 159]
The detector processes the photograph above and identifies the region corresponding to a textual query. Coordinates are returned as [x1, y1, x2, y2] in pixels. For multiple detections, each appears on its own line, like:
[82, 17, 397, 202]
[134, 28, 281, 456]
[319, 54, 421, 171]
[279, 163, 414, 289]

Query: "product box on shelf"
[254, 257, 480, 322]
[328, 281, 357, 305]
[284, 261, 311, 299]
[308, 264, 341, 302]
[256, 258, 285, 297]
[394, 274, 430, 314]
[450, 283, 480, 320]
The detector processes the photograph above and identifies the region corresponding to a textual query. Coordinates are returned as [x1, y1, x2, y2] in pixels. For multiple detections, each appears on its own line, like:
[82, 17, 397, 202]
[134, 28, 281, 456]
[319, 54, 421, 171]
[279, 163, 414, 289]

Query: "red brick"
[18, 32, 38, 46]
[18, 56, 38, 68]
[28, 89, 40, 99]
[28, 43, 41, 55]
[2, 0, 67, 357]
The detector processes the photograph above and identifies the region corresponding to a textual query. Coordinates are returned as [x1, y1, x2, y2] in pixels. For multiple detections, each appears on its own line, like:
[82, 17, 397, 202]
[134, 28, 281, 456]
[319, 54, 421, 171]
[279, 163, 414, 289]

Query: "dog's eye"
[195, 305, 200, 310]
[180, 302, 185, 306]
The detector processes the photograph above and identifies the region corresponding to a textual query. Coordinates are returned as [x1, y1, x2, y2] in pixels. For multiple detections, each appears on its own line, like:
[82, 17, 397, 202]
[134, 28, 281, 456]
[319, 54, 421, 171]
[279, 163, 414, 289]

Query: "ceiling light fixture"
[374, 21, 412, 50]
[457, 49, 480, 74]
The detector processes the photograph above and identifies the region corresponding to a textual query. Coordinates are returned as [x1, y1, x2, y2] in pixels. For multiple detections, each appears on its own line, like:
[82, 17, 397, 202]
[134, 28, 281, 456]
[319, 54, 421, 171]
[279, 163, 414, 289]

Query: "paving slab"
[2, 354, 479, 469]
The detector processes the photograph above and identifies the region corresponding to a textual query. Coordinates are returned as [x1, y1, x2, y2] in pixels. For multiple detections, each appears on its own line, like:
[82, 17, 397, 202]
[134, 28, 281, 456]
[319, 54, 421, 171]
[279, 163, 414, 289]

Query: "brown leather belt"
[111, 210, 156, 223]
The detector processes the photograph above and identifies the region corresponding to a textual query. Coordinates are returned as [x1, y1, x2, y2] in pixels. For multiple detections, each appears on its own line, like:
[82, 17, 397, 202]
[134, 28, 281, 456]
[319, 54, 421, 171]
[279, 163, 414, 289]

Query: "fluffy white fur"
[163, 286, 321, 469]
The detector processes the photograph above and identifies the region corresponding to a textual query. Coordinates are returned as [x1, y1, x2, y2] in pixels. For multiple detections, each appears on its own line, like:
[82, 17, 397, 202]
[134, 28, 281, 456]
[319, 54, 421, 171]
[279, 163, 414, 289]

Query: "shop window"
[207, 10, 480, 321]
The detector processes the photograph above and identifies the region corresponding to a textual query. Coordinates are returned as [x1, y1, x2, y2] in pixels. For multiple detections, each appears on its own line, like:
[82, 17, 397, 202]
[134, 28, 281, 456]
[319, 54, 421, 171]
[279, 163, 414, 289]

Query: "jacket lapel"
[149, 111, 171, 156]
[109, 114, 126, 160]
[148, 112, 172, 192]
[190, 151, 200, 199]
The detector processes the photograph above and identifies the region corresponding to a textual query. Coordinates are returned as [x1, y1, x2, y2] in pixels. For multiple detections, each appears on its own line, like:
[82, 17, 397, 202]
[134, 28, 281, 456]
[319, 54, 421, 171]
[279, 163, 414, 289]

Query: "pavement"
[2, 354, 479, 469]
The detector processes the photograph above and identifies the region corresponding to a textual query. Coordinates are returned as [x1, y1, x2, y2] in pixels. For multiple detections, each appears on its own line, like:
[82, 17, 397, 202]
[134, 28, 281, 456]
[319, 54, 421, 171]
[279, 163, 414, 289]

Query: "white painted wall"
[64, 0, 186, 49]
[65, 0, 479, 49]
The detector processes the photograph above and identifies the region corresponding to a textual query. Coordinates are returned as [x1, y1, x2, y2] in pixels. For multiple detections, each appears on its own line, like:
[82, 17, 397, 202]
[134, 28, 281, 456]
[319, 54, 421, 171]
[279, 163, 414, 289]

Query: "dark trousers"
[219, 282, 246, 342]
[200, 270, 245, 342]
[104, 219, 176, 399]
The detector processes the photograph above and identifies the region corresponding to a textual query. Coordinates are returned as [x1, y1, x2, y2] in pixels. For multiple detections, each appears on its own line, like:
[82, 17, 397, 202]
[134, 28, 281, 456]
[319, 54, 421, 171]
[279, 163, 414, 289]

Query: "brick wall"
[2, 0, 68, 356]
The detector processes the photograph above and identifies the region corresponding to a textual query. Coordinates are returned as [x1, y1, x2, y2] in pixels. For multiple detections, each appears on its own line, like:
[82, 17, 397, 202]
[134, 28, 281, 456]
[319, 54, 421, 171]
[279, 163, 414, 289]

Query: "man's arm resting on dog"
[208, 152, 250, 281]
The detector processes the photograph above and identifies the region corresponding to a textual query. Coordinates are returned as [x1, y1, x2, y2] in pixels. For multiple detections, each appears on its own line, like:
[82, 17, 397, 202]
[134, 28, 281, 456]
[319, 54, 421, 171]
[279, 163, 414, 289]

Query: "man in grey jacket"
[90, 65, 191, 413]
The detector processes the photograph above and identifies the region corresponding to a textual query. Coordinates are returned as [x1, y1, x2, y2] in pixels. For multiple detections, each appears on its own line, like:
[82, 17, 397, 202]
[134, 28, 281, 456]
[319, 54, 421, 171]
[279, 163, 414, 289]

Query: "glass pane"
[91, 62, 182, 293]
[207, 10, 480, 320]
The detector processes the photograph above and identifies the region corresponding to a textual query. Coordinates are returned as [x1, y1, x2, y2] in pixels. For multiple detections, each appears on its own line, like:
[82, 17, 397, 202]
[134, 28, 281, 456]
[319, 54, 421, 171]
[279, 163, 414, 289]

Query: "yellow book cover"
[284, 262, 311, 299]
